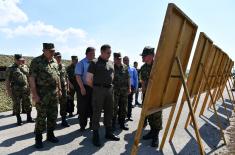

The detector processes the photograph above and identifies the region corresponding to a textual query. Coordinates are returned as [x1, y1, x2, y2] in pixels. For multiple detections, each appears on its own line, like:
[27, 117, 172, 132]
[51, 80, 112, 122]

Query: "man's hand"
[69, 84, 74, 90]
[58, 90, 62, 97]
[128, 88, 132, 94]
[80, 86, 86, 96]
[32, 94, 40, 103]
[7, 90, 12, 97]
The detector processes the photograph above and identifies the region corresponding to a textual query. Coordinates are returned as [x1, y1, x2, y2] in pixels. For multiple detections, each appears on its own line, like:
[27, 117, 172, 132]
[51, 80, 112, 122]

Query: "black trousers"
[127, 86, 135, 118]
[78, 85, 93, 128]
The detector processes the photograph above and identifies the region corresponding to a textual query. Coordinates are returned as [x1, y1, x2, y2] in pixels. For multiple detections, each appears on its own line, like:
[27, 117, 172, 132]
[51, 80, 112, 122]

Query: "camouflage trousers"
[113, 88, 128, 121]
[35, 91, 58, 133]
[59, 90, 67, 117]
[11, 87, 32, 115]
[143, 93, 162, 130]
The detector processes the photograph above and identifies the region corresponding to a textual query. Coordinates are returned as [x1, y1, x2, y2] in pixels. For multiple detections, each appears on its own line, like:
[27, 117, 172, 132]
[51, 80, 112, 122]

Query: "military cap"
[113, 52, 122, 59]
[54, 52, 61, 57]
[14, 54, 24, 60]
[43, 43, 55, 51]
[71, 56, 78, 60]
[140, 46, 154, 57]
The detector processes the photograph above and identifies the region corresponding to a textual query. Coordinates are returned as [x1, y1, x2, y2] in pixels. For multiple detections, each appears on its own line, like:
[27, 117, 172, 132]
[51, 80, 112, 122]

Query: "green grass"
[0, 54, 71, 112]
[0, 81, 12, 112]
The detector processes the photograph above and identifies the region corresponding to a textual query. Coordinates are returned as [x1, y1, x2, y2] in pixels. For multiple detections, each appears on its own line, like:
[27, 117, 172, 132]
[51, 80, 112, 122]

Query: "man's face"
[20, 59, 26, 65]
[44, 49, 55, 60]
[114, 57, 121, 65]
[55, 56, 62, 64]
[142, 54, 154, 63]
[87, 50, 95, 60]
[102, 48, 111, 60]
[123, 57, 129, 65]
[15, 59, 21, 65]
[72, 59, 78, 64]
[134, 62, 138, 68]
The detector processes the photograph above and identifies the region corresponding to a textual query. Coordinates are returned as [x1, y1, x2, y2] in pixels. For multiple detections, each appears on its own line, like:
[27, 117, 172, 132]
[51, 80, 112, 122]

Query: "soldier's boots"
[151, 136, 159, 148]
[16, 114, 22, 126]
[35, 133, 43, 149]
[27, 113, 34, 123]
[61, 116, 70, 127]
[120, 119, 129, 130]
[46, 130, 59, 143]
[143, 129, 159, 140]
[143, 129, 160, 148]
[92, 130, 101, 147]
[105, 127, 120, 141]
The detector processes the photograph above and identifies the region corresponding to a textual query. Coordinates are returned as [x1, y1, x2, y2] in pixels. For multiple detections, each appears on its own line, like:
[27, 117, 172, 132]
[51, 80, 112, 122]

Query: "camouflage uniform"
[29, 54, 60, 133]
[140, 63, 162, 131]
[58, 63, 68, 117]
[6, 63, 32, 115]
[113, 63, 129, 129]
[20, 64, 32, 113]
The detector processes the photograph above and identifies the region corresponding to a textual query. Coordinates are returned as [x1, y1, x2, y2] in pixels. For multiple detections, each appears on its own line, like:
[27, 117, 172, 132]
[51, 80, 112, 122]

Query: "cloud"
[0, 21, 87, 42]
[0, 0, 28, 26]
[0, 0, 100, 60]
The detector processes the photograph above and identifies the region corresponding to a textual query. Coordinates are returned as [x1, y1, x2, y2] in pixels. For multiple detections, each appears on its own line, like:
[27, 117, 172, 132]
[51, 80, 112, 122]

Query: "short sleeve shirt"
[75, 57, 90, 85]
[88, 57, 114, 85]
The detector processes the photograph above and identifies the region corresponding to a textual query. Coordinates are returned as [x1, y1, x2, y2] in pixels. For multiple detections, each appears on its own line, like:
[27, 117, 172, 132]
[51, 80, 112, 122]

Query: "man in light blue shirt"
[75, 47, 95, 131]
[123, 56, 138, 121]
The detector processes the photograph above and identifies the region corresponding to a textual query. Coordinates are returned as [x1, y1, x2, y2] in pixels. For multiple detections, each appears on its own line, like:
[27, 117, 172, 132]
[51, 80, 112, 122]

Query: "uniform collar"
[98, 56, 108, 62]
[41, 54, 55, 63]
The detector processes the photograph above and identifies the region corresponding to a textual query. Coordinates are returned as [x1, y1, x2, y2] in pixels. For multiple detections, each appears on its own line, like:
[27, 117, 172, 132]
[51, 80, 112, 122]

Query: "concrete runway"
[0, 91, 234, 155]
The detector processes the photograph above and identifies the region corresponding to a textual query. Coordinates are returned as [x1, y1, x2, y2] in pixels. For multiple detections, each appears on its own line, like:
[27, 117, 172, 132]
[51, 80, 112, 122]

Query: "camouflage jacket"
[140, 62, 153, 91]
[58, 63, 68, 91]
[6, 63, 28, 90]
[29, 54, 60, 94]
[113, 63, 130, 90]
[20, 64, 30, 77]
[66, 63, 76, 87]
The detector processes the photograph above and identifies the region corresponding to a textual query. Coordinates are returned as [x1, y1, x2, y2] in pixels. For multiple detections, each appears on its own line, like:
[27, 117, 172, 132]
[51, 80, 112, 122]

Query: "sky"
[0, 0, 235, 68]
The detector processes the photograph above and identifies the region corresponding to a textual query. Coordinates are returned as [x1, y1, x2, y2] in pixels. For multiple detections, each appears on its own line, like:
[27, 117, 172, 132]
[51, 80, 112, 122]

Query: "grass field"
[0, 81, 12, 112]
[0, 54, 71, 112]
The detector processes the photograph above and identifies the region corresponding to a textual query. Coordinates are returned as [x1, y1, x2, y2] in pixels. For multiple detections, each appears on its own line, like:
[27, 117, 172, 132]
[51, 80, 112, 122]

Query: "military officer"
[54, 52, 70, 127]
[112, 52, 130, 131]
[140, 46, 162, 148]
[5, 54, 33, 125]
[29, 43, 60, 149]
[66, 56, 79, 116]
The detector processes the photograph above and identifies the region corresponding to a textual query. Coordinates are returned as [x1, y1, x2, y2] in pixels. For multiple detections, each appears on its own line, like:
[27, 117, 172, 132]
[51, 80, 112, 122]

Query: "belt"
[94, 83, 112, 88]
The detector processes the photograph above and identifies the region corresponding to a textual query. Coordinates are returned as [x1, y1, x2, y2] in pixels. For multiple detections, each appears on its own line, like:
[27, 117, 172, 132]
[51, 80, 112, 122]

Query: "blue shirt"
[128, 66, 138, 89]
[75, 57, 90, 85]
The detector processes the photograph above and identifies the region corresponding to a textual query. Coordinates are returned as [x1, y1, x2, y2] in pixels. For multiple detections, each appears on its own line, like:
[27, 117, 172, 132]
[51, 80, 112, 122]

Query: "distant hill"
[0, 54, 71, 67]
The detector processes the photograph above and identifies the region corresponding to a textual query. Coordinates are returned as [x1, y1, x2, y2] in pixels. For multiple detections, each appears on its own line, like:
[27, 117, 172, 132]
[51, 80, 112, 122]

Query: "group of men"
[5, 43, 162, 149]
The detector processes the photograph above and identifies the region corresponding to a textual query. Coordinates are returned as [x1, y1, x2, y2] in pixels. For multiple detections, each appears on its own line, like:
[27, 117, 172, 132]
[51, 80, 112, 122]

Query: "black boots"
[151, 136, 159, 148]
[35, 133, 43, 149]
[61, 116, 70, 127]
[17, 113, 34, 125]
[92, 128, 120, 147]
[35, 131, 59, 149]
[92, 130, 101, 147]
[16, 114, 22, 126]
[27, 113, 34, 123]
[120, 119, 129, 131]
[142, 129, 160, 148]
[47, 130, 59, 143]
[105, 127, 120, 141]
[143, 130, 154, 140]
